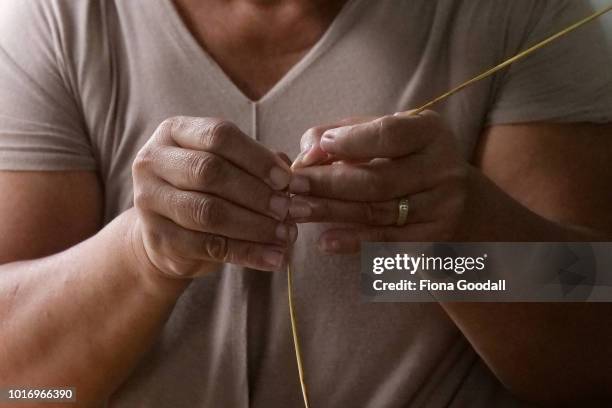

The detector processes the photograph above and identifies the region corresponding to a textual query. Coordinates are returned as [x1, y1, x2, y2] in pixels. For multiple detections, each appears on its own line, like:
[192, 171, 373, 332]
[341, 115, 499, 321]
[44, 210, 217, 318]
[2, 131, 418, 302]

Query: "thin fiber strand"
[288, 264, 310, 408]
[409, 4, 612, 115]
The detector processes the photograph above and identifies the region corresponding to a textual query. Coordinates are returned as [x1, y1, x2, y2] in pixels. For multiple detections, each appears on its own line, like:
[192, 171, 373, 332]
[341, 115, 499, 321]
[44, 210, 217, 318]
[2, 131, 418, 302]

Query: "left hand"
[288, 111, 473, 253]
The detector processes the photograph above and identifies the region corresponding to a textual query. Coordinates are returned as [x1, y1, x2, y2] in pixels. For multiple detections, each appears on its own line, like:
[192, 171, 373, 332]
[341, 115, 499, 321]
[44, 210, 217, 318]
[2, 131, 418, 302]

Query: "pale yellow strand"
[287, 5, 612, 408]
[409, 4, 612, 116]
[287, 263, 310, 408]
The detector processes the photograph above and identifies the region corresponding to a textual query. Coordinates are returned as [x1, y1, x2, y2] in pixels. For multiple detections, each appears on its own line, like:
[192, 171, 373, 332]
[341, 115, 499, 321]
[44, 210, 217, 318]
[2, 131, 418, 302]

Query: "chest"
[172, 0, 347, 101]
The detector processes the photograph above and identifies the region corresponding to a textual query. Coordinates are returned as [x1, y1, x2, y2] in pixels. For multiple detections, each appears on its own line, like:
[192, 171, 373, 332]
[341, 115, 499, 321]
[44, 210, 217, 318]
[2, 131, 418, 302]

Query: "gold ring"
[396, 197, 410, 227]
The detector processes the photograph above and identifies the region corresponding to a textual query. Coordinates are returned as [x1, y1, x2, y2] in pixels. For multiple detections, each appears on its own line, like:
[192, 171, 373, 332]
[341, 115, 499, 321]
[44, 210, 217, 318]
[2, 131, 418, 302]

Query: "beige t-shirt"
[1, 0, 611, 406]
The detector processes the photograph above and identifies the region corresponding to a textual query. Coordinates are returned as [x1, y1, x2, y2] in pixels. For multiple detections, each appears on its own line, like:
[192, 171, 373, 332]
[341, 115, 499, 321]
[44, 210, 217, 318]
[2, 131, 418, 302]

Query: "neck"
[175, 0, 349, 23]
[173, 0, 349, 53]
[170, 0, 350, 100]
[182, 0, 346, 10]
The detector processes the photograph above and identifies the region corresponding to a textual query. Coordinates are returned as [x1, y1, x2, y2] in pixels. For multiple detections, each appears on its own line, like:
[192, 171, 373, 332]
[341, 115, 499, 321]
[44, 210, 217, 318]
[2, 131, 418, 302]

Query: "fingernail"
[269, 195, 289, 220]
[276, 224, 297, 243]
[289, 198, 312, 219]
[262, 249, 284, 268]
[291, 150, 307, 169]
[289, 176, 310, 193]
[300, 140, 313, 153]
[322, 129, 338, 142]
[288, 224, 298, 243]
[268, 167, 291, 190]
[276, 224, 297, 242]
[395, 110, 417, 117]
[293, 149, 324, 169]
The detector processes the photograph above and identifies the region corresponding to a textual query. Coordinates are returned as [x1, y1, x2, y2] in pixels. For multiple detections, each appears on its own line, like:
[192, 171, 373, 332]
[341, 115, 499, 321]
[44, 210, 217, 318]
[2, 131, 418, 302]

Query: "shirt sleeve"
[0, 1, 96, 171]
[487, 0, 612, 125]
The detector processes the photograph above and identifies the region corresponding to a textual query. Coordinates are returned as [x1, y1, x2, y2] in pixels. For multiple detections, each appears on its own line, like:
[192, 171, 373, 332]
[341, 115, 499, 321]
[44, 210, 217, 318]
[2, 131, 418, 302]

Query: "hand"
[288, 111, 471, 253]
[291, 117, 373, 168]
[132, 116, 296, 278]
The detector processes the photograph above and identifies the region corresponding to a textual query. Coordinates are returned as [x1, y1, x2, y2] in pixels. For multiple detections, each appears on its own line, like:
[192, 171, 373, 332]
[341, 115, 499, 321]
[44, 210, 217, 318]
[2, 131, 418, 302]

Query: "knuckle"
[201, 119, 236, 151]
[194, 197, 222, 229]
[135, 181, 165, 211]
[190, 153, 224, 186]
[133, 185, 158, 210]
[378, 115, 404, 150]
[186, 154, 206, 185]
[241, 244, 260, 267]
[133, 187, 152, 210]
[132, 145, 157, 174]
[161, 116, 180, 129]
[158, 116, 185, 136]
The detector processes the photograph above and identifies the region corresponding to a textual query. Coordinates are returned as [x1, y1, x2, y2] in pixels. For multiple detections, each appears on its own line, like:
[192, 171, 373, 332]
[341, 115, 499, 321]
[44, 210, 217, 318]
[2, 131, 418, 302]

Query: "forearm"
[456, 166, 611, 242]
[443, 168, 612, 403]
[0, 209, 188, 405]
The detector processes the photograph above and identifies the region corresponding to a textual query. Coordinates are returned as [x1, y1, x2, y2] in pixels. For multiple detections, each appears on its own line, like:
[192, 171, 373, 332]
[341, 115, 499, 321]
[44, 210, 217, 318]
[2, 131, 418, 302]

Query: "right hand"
[132, 117, 296, 279]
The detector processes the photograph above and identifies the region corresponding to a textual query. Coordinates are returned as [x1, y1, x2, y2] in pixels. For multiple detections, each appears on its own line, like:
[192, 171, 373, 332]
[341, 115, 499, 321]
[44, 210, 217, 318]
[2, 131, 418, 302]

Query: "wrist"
[120, 209, 191, 300]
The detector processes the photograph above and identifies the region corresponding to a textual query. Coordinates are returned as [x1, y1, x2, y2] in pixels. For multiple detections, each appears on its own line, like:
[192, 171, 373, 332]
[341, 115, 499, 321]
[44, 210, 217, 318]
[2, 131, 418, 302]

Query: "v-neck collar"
[159, 0, 365, 105]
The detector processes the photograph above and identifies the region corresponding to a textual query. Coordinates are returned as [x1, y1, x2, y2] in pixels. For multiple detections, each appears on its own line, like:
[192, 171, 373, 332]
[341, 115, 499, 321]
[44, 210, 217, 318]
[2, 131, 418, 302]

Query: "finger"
[292, 117, 373, 169]
[317, 223, 444, 254]
[276, 151, 293, 167]
[145, 214, 288, 272]
[289, 154, 431, 201]
[136, 180, 297, 245]
[291, 125, 338, 169]
[156, 117, 291, 190]
[150, 147, 290, 221]
[319, 111, 442, 160]
[288, 189, 442, 225]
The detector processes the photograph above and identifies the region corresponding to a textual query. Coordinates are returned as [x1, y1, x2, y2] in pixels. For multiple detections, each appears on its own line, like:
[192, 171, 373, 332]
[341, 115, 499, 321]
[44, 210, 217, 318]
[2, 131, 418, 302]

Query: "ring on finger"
[396, 197, 410, 227]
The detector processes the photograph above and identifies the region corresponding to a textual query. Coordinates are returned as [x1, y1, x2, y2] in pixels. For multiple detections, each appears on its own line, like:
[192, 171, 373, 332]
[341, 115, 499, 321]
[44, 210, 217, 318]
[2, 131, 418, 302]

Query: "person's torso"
[60, 0, 535, 406]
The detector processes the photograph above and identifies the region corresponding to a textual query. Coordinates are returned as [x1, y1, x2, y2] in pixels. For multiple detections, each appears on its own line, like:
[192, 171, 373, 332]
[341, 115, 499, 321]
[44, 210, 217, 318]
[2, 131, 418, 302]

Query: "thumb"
[292, 143, 330, 169]
[292, 117, 374, 169]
